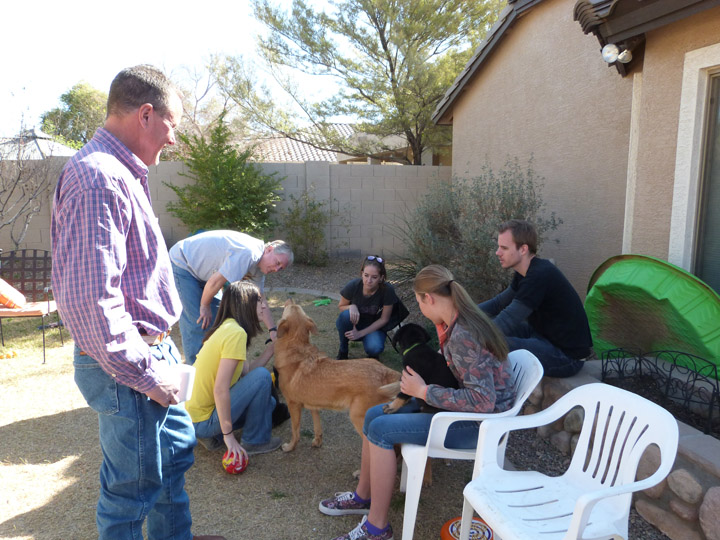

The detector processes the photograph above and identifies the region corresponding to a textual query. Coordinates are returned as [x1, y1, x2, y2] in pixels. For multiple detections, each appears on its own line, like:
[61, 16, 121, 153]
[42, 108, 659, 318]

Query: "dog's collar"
[402, 342, 422, 356]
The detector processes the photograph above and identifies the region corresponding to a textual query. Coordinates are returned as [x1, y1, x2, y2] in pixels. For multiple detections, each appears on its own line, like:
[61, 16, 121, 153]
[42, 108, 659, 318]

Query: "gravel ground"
[265, 256, 670, 540]
[265, 256, 361, 294]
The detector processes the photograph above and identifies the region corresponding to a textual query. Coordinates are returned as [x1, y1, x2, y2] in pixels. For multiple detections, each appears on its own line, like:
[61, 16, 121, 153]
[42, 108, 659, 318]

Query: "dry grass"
[0, 292, 474, 540]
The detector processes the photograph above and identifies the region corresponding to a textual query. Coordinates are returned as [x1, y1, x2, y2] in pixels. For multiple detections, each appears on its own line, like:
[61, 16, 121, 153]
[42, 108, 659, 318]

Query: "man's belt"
[77, 328, 172, 356]
[139, 328, 172, 346]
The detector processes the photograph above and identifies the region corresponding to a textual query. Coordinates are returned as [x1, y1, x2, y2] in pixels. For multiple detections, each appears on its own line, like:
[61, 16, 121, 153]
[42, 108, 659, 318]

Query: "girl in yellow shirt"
[185, 281, 282, 457]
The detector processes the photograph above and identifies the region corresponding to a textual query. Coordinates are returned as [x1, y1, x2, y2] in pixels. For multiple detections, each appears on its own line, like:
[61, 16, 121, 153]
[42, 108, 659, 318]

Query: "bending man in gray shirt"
[169, 230, 293, 364]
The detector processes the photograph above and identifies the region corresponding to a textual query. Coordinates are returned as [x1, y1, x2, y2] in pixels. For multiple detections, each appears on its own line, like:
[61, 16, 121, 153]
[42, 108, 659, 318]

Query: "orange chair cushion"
[0, 279, 26, 308]
[0, 301, 54, 317]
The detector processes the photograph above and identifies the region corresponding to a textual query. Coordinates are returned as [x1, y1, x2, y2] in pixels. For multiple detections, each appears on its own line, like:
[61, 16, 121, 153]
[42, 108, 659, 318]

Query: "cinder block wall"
[0, 159, 451, 257]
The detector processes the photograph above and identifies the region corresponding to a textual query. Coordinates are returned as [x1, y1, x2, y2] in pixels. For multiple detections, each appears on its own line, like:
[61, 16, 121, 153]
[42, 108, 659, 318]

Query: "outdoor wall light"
[617, 49, 632, 63]
[601, 43, 620, 63]
[601, 43, 633, 64]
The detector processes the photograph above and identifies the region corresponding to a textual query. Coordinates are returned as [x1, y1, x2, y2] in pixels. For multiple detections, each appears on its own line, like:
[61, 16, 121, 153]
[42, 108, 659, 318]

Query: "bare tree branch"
[0, 125, 66, 249]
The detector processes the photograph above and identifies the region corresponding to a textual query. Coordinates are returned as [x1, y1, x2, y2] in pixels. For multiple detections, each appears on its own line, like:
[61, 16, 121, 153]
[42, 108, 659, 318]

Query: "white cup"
[175, 364, 196, 403]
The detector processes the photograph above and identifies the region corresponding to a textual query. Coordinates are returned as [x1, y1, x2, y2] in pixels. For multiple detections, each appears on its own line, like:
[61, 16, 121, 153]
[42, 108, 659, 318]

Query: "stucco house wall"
[448, 0, 632, 295]
[628, 6, 720, 261]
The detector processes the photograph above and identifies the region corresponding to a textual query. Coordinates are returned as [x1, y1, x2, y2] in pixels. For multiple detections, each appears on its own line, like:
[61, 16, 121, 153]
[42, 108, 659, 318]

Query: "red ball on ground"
[221, 448, 248, 474]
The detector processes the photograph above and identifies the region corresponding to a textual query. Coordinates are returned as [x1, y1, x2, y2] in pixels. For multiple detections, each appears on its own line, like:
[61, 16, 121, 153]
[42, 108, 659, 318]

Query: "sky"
[1, 0, 326, 136]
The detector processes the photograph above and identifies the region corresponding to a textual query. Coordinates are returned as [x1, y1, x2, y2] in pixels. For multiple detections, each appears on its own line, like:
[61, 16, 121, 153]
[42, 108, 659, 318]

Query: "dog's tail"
[378, 382, 400, 398]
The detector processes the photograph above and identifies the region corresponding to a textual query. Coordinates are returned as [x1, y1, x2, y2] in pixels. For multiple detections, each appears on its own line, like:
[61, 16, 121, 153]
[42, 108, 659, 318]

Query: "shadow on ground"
[0, 407, 100, 540]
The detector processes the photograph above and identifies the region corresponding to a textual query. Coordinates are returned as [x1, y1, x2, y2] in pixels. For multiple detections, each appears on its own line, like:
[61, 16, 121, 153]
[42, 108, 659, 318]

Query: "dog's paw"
[383, 397, 406, 414]
[281, 442, 296, 452]
[382, 404, 399, 414]
[311, 435, 323, 448]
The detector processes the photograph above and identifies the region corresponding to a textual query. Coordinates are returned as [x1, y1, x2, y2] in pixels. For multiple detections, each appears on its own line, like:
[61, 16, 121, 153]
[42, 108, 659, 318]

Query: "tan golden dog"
[274, 299, 401, 452]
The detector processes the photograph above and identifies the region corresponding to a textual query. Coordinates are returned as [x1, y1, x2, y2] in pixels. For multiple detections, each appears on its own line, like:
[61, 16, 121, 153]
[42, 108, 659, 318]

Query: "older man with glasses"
[169, 230, 293, 365]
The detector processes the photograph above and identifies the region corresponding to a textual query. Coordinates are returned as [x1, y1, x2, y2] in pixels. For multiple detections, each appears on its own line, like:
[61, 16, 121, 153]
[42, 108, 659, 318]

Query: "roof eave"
[574, 0, 720, 75]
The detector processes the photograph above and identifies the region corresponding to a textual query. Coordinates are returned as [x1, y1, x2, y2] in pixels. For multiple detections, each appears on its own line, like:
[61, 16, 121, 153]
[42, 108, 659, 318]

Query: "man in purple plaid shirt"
[51, 65, 224, 540]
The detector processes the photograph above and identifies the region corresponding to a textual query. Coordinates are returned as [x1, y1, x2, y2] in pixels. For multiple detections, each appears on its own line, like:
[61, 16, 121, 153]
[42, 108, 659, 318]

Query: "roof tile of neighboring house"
[249, 124, 372, 163]
[0, 128, 77, 159]
[252, 136, 341, 162]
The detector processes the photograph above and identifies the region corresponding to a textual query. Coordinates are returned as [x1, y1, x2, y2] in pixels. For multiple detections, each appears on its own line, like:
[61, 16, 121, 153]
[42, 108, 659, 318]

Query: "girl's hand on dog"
[400, 366, 428, 400]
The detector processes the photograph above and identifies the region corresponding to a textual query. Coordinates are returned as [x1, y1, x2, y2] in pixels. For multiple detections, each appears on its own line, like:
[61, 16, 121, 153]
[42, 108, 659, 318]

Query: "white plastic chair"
[399, 349, 544, 540]
[460, 382, 679, 540]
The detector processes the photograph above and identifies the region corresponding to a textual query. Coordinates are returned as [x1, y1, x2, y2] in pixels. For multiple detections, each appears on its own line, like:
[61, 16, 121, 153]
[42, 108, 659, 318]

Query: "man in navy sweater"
[479, 219, 592, 377]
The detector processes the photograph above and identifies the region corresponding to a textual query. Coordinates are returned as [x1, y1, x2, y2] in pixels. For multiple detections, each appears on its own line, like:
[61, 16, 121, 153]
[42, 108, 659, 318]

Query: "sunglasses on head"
[366, 255, 384, 264]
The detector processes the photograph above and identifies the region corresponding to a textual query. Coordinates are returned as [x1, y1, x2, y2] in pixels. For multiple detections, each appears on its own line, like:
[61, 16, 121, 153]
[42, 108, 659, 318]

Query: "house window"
[694, 75, 720, 291]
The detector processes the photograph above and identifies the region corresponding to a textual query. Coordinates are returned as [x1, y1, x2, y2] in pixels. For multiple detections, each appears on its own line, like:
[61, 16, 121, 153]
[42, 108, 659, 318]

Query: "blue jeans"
[363, 400, 479, 450]
[73, 337, 195, 540]
[193, 367, 275, 445]
[172, 264, 221, 365]
[336, 310, 387, 357]
[506, 322, 584, 378]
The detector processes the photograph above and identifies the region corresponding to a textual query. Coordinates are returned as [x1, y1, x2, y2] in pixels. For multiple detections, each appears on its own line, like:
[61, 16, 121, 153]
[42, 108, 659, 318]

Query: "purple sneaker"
[331, 516, 394, 540]
[319, 491, 370, 516]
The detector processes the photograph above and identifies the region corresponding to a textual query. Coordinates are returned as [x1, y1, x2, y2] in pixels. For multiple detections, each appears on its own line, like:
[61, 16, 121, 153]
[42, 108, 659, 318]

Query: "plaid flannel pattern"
[51, 129, 181, 392]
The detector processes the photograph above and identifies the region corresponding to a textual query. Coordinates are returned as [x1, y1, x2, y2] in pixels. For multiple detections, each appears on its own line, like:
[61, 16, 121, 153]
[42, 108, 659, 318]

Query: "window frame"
[669, 43, 720, 270]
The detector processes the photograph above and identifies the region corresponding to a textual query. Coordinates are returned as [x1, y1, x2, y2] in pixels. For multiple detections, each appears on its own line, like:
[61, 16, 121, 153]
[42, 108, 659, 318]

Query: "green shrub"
[278, 189, 340, 266]
[391, 157, 562, 301]
[165, 112, 283, 235]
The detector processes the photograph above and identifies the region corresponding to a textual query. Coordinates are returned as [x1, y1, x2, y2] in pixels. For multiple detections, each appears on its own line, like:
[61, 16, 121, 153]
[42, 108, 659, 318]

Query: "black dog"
[383, 323, 459, 414]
